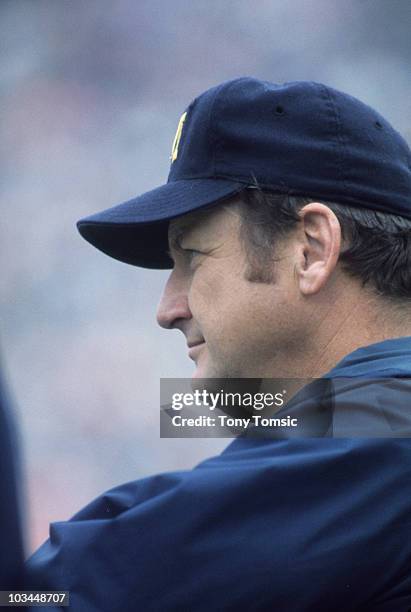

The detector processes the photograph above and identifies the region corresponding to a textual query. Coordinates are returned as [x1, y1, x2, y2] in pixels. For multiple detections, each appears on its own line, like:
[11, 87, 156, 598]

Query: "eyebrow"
[168, 218, 199, 251]
[168, 207, 216, 255]
[168, 228, 185, 253]
[166, 227, 189, 262]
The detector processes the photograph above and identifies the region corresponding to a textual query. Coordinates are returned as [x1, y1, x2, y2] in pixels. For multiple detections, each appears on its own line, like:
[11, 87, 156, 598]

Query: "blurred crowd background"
[1, 0, 410, 553]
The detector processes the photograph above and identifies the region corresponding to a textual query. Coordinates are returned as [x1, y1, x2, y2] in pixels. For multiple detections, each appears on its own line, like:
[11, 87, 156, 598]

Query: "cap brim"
[77, 178, 244, 269]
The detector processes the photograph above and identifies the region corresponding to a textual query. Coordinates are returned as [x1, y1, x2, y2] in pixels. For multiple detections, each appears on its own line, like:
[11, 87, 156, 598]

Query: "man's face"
[156, 200, 305, 378]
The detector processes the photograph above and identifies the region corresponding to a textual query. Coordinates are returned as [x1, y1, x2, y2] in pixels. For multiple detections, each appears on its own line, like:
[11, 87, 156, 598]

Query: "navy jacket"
[0, 367, 25, 590]
[28, 338, 411, 611]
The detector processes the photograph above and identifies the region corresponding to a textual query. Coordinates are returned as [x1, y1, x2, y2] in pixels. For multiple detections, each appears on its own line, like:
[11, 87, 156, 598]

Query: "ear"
[296, 203, 342, 295]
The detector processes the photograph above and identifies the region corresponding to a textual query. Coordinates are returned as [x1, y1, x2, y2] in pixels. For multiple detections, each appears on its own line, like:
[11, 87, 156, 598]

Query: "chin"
[192, 361, 232, 381]
[191, 363, 215, 380]
[190, 349, 242, 380]
[191, 356, 219, 382]
[191, 367, 204, 380]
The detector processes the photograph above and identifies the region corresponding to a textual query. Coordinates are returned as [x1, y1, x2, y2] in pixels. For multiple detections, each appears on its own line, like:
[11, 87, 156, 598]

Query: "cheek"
[187, 268, 240, 332]
[187, 258, 296, 343]
[188, 272, 224, 319]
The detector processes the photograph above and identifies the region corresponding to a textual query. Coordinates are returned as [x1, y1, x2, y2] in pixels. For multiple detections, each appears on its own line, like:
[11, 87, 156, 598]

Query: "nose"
[156, 270, 192, 329]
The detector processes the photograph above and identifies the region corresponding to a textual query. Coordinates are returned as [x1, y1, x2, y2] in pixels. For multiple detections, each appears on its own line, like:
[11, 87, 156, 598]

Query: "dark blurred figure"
[0, 362, 25, 590]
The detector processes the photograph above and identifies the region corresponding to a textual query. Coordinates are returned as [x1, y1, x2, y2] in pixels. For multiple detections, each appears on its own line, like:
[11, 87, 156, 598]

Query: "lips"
[187, 340, 205, 360]
[187, 340, 205, 349]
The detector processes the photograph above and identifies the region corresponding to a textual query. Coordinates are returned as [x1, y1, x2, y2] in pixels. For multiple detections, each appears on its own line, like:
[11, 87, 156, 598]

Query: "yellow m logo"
[170, 111, 187, 163]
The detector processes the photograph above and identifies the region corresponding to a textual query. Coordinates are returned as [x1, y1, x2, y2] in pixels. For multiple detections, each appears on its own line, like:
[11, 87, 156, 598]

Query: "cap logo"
[170, 111, 187, 163]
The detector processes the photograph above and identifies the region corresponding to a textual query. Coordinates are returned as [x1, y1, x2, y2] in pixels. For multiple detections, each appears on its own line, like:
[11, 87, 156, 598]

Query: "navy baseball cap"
[77, 77, 411, 269]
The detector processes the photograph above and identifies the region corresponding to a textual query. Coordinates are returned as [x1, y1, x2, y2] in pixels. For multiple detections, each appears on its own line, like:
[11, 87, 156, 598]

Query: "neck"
[272, 292, 411, 379]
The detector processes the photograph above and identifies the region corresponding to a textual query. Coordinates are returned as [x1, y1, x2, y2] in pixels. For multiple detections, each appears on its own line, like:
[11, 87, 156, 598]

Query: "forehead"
[168, 209, 211, 243]
[168, 201, 241, 245]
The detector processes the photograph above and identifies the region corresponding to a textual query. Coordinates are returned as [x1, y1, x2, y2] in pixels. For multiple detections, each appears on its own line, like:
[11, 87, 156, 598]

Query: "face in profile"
[157, 200, 305, 379]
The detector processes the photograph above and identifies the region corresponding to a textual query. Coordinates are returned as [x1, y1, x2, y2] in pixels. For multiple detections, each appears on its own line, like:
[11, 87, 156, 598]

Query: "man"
[29, 78, 411, 610]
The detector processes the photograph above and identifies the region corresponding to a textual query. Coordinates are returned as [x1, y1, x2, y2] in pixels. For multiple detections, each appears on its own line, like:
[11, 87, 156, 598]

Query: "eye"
[183, 248, 203, 267]
[185, 248, 201, 259]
